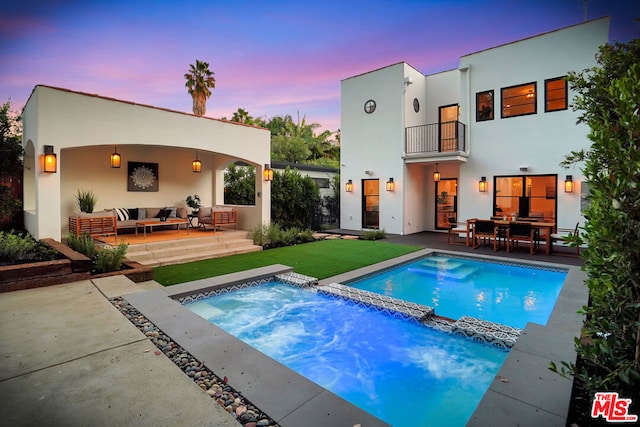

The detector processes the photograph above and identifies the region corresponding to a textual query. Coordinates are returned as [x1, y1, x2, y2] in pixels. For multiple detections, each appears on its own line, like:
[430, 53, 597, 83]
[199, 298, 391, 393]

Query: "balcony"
[404, 121, 467, 163]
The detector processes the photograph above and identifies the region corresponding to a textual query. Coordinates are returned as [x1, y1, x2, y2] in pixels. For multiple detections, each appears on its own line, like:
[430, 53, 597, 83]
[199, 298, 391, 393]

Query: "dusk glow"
[1, 0, 638, 132]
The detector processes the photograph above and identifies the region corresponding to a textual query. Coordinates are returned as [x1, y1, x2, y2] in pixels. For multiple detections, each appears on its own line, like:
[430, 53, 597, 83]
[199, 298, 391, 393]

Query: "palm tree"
[184, 60, 216, 116]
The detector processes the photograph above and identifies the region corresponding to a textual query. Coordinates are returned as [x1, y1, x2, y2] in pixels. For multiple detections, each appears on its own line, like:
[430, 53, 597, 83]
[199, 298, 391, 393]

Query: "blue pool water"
[350, 255, 567, 329]
[186, 282, 508, 426]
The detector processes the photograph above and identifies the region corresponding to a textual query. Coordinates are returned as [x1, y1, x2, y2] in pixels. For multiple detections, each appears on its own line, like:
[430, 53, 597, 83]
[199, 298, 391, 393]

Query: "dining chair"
[506, 222, 536, 255]
[447, 217, 467, 244]
[550, 222, 580, 255]
[473, 220, 499, 251]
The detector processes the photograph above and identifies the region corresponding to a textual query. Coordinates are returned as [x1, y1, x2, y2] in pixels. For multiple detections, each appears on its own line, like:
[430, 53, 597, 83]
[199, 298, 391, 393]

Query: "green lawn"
[153, 239, 421, 286]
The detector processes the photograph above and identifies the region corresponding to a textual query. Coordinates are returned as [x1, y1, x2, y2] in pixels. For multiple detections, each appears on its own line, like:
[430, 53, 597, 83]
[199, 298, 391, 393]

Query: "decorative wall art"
[127, 162, 159, 192]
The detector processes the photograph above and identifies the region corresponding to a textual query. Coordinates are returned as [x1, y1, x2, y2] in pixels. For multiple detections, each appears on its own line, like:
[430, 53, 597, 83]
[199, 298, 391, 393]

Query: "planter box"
[0, 239, 153, 293]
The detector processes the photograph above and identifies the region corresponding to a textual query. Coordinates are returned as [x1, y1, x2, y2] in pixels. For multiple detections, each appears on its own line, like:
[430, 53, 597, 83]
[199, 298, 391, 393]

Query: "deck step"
[124, 232, 261, 267]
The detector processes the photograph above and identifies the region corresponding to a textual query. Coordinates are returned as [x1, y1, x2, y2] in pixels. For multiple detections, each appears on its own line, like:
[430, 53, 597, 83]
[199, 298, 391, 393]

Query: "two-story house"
[340, 17, 609, 235]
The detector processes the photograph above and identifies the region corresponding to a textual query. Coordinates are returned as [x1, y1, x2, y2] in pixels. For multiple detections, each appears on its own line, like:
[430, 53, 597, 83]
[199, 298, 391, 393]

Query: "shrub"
[93, 242, 128, 273]
[0, 230, 58, 266]
[361, 229, 386, 241]
[249, 223, 315, 248]
[66, 232, 97, 258]
[249, 223, 269, 246]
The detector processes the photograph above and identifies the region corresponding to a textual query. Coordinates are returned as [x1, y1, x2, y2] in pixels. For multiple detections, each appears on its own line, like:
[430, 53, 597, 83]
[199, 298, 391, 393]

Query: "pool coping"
[125, 251, 586, 427]
[123, 264, 392, 427]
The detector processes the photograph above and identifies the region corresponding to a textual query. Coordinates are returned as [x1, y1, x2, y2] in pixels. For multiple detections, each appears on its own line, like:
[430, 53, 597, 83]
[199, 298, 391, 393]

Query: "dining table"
[466, 218, 556, 255]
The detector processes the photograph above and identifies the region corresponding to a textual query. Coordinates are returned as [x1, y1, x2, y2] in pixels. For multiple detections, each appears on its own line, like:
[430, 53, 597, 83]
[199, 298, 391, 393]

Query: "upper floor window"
[545, 77, 568, 112]
[501, 82, 536, 118]
[476, 90, 494, 121]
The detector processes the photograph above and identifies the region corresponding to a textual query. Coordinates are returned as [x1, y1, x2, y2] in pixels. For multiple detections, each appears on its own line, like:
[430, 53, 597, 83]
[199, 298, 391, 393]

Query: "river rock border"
[110, 297, 279, 427]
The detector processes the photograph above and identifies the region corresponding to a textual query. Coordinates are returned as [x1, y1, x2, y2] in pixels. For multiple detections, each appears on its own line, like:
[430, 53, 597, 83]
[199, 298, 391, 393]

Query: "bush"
[361, 229, 386, 240]
[66, 232, 97, 258]
[271, 167, 320, 229]
[249, 223, 315, 248]
[0, 230, 58, 266]
[93, 242, 128, 274]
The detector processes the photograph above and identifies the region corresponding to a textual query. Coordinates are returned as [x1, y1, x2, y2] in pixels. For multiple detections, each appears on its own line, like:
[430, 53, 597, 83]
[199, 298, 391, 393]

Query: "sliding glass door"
[494, 175, 557, 222]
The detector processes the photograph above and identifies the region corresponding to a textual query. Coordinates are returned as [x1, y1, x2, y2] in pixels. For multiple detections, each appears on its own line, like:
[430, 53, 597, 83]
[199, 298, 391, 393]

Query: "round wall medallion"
[130, 165, 157, 190]
[413, 98, 420, 112]
[364, 99, 376, 114]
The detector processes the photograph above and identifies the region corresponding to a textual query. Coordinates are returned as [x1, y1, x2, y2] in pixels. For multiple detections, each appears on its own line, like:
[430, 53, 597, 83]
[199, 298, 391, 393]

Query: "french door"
[435, 178, 457, 230]
[362, 179, 379, 229]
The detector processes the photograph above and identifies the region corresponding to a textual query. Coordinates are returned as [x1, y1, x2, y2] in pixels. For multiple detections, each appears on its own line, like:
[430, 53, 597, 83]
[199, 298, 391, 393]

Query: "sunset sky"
[1, 0, 638, 132]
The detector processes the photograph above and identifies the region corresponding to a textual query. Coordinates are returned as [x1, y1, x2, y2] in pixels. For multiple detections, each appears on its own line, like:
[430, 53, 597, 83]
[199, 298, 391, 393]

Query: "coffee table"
[135, 219, 189, 239]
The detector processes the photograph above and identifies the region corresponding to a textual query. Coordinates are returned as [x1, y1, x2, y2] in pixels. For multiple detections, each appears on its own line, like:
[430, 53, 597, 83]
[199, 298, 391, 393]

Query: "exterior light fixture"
[433, 163, 440, 182]
[345, 179, 353, 192]
[386, 177, 395, 191]
[110, 146, 121, 168]
[479, 176, 487, 192]
[192, 152, 202, 173]
[564, 175, 573, 193]
[263, 164, 273, 181]
[43, 145, 57, 173]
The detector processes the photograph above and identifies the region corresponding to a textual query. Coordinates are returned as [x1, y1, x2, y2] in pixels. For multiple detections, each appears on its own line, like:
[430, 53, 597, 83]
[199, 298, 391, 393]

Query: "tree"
[184, 60, 216, 116]
[224, 163, 255, 205]
[271, 167, 319, 229]
[0, 99, 23, 218]
[552, 39, 640, 422]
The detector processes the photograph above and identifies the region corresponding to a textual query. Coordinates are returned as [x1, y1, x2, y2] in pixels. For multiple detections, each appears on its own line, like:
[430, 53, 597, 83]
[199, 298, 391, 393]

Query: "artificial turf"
[153, 238, 421, 286]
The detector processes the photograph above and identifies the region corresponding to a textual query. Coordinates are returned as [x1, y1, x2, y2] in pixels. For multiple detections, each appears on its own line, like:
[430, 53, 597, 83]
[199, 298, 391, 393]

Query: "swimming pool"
[185, 281, 508, 426]
[349, 254, 567, 329]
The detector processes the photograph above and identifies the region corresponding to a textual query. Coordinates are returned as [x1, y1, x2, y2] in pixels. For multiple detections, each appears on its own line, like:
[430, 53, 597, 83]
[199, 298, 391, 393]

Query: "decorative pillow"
[115, 207, 130, 222]
[127, 208, 138, 220]
[137, 208, 146, 220]
[164, 207, 177, 218]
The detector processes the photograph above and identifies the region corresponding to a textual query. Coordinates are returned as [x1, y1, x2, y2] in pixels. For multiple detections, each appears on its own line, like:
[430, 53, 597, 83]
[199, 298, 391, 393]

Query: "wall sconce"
[43, 145, 57, 173]
[345, 179, 353, 192]
[263, 164, 273, 181]
[433, 163, 440, 182]
[564, 175, 573, 193]
[479, 176, 487, 192]
[110, 146, 121, 168]
[192, 152, 202, 173]
[386, 177, 395, 191]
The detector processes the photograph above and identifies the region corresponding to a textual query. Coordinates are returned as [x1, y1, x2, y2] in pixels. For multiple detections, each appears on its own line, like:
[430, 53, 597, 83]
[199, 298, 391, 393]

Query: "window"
[545, 77, 568, 112]
[311, 177, 330, 189]
[476, 90, 494, 121]
[364, 99, 376, 114]
[501, 82, 536, 118]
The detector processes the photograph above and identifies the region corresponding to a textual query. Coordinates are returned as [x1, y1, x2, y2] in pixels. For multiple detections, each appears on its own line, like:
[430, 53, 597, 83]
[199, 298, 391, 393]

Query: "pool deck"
[0, 231, 586, 426]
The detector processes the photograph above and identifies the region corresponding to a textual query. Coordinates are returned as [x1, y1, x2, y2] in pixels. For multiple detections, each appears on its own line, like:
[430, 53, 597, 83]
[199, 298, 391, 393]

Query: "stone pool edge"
[123, 264, 391, 427]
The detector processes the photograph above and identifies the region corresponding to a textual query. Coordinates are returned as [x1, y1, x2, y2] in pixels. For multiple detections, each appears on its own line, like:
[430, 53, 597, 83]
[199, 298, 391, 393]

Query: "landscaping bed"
[0, 238, 152, 292]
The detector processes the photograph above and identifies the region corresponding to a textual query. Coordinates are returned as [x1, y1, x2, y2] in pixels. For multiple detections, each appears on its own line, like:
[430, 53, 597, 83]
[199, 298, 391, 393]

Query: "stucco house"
[22, 85, 271, 241]
[340, 17, 609, 235]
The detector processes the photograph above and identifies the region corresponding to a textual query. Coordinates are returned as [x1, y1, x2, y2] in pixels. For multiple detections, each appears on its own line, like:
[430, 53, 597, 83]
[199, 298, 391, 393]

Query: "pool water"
[186, 282, 508, 426]
[350, 255, 567, 329]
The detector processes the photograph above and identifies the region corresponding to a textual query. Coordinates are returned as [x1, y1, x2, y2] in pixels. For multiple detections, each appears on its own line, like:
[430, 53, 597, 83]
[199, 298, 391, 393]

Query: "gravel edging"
[110, 296, 280, 427]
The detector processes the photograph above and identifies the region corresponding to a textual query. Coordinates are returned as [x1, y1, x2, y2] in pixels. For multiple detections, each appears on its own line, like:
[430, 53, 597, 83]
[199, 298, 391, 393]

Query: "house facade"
[340, 17, 609, 235]
[22, 85, 271, 241]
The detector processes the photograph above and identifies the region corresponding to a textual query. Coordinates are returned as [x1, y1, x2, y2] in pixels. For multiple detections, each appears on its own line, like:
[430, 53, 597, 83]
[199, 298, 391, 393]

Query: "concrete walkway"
[0, 276, 237, 426]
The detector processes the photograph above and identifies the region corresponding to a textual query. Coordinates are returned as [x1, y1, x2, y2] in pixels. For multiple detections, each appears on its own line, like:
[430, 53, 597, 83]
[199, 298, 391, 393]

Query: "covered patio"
[21, 85, 271, 241]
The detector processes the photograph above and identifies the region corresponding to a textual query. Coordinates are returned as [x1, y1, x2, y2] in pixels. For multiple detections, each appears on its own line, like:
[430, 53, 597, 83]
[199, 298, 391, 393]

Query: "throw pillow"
[137, 208, 146, 220]
[164, 207, 177, 218]
[115, 207, 130, 222]
[127, 208, 138, 220]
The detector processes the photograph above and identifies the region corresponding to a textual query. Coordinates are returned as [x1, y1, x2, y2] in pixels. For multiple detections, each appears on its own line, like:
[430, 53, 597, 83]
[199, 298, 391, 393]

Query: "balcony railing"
[405, 121, 466, 155]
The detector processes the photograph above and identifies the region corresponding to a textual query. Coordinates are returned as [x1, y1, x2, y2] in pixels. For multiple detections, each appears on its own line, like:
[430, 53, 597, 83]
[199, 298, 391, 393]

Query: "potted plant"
[186, 195, 201, 213]
[76, 189, 97, 213]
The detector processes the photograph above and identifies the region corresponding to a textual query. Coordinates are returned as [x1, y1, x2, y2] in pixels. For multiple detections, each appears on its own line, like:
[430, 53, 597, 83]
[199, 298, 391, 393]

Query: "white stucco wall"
[22, 86, 271, 240]
[340, 17, 610, 235]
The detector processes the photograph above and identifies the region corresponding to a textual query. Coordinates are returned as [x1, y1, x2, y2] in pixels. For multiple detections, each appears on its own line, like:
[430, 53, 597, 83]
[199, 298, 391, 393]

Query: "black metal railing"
[405, 121, 466, 155]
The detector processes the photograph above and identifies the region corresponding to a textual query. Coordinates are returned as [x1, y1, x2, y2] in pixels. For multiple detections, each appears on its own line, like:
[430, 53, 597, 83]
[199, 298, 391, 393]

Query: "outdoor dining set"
[448, 217, 580, 256]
